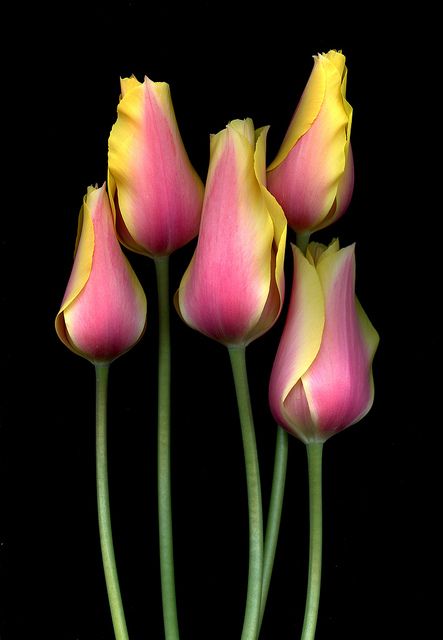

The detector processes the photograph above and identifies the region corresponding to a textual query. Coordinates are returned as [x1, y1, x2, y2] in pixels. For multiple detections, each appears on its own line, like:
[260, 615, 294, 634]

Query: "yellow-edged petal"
[281, 245, 325, 397]
[301, 243, 378, 437]
[56, 184, 147, 363]
[108, 75, 203, 256]
[177, 119, 278, 345]
[269, 244, 325, 438]
[267, 51, 353, 233]
[55, 190, 94, 349]
[267, 53, 327, 171]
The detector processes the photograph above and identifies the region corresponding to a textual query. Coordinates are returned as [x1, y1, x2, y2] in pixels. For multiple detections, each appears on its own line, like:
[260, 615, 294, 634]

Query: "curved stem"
[155, 256, 180, 640]
[301, 442, 323, 640]
[95, 363, 129, 640]
[259, 425, 288, 628]
[228, 346, 263, 640]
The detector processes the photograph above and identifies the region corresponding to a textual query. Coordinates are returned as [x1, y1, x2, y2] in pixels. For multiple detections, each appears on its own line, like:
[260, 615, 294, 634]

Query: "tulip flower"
[108, 75, 204, 637]
[108, 75, 204, 257]
[55, 183, 147, 363]
[176, 118, 287, 346]
[55, 183, 147, 639]
[176, 118, 287, 639]
[269, 240, 379, 443]
[267, 50, 354, 234]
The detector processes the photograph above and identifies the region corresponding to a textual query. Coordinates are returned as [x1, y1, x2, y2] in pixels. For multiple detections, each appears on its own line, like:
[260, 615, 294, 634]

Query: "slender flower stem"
[295, 231, 311, 254]
[259, 425, 288, 628]
[95, 363, 129, 640]
[301, 442, 323, 640]
[154, 255, 180, 640]
[228, 346, 263, 640]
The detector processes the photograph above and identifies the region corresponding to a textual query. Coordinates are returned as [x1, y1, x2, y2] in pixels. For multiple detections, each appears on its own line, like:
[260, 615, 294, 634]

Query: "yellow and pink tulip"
[269, 240, 379, 442]
[176, 118, 287, 346]
[108, 75, 204, 257]
[55, 184, 147, 363]
[267, 50, 354, 233]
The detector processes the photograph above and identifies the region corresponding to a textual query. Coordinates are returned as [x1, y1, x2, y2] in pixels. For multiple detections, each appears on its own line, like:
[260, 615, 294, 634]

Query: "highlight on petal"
[108, 75, 204, 257]
[55, 184, 147, 363]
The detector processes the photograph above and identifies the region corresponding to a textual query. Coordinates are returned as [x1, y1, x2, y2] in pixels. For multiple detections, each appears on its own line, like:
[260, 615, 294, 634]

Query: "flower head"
[269, 240, 379, 442]
[267, 50, 353, 233]
[108, 75, 204, 257]
[55, 184, 147, 363]
[176, 118, 287, 346]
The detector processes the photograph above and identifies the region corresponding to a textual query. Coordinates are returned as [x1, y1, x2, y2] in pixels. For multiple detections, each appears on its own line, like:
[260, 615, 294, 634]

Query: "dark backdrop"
[0, 2, 437, 639]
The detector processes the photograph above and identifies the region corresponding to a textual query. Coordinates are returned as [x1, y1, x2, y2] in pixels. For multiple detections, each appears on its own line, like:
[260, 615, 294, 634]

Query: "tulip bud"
[108, 75, 204, 257]
[55, 184, 147, 363]
[269, 241, 379, 442]
[267, 50, 354, 233]
[176, 118, 287, 346]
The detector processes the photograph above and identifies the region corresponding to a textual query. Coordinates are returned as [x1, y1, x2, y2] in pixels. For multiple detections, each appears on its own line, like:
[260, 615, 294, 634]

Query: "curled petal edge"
[55, 194, 95, 352]
[271, 244, 325, 433]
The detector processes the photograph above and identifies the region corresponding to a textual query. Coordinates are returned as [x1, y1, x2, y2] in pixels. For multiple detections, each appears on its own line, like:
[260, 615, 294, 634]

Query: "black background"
[0, 2, 438, 639]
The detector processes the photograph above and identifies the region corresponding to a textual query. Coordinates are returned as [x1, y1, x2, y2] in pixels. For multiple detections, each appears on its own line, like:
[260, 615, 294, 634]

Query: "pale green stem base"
[228, 346, 263, 640]
[259, 425, 288, 628]
[295, 231, 311, 254]
[95, 363, 129, 640]
[300, 442, 323, 640]
[155, 256, 180, 640]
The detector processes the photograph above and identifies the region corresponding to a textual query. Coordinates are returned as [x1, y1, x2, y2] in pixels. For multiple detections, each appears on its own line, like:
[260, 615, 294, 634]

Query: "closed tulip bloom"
[108, 75, 204, 257]
[176, 118, 287, 346]
[267, 50, 354, 233]
[55, 184, 147, 363]
[269, 240, 378, 442]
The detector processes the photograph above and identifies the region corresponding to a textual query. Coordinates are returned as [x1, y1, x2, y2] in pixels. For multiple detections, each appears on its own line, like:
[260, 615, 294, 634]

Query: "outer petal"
[267, 51, 353, 232]
[250, 186, 287, 341]
[351, 296, 380, 424]
[55, 184, 147, 363]
[315, 61, 354, 232]
[328, 143, 354, 226]
[108, 76, 204, 256]
[267, 54, 327, 172]
[329, 59, 354, 224]
[245, 127, 287, 341]
[269, 244, 325, 440]
[55, 199, 94, 350]
[177, 120, 275, 345]
[301, 244, 379, 438]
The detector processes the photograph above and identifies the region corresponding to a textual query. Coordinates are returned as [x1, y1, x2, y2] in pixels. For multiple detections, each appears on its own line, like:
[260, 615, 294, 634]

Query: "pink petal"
[302, 245, 377, 436]
[108, 77, 204, 256]
[178, 122, 274, 344]
[62, 185, 147, 362]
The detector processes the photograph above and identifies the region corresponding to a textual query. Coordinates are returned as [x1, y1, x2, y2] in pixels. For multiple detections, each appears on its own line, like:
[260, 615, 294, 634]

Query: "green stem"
[300, 442, 323, 640]
[259, 425, 288, 628]
[295, 231, 311, 254]
[95, 363, 129, 640]
[155, 256, 180, 640]
[228, 346, 263, 640]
